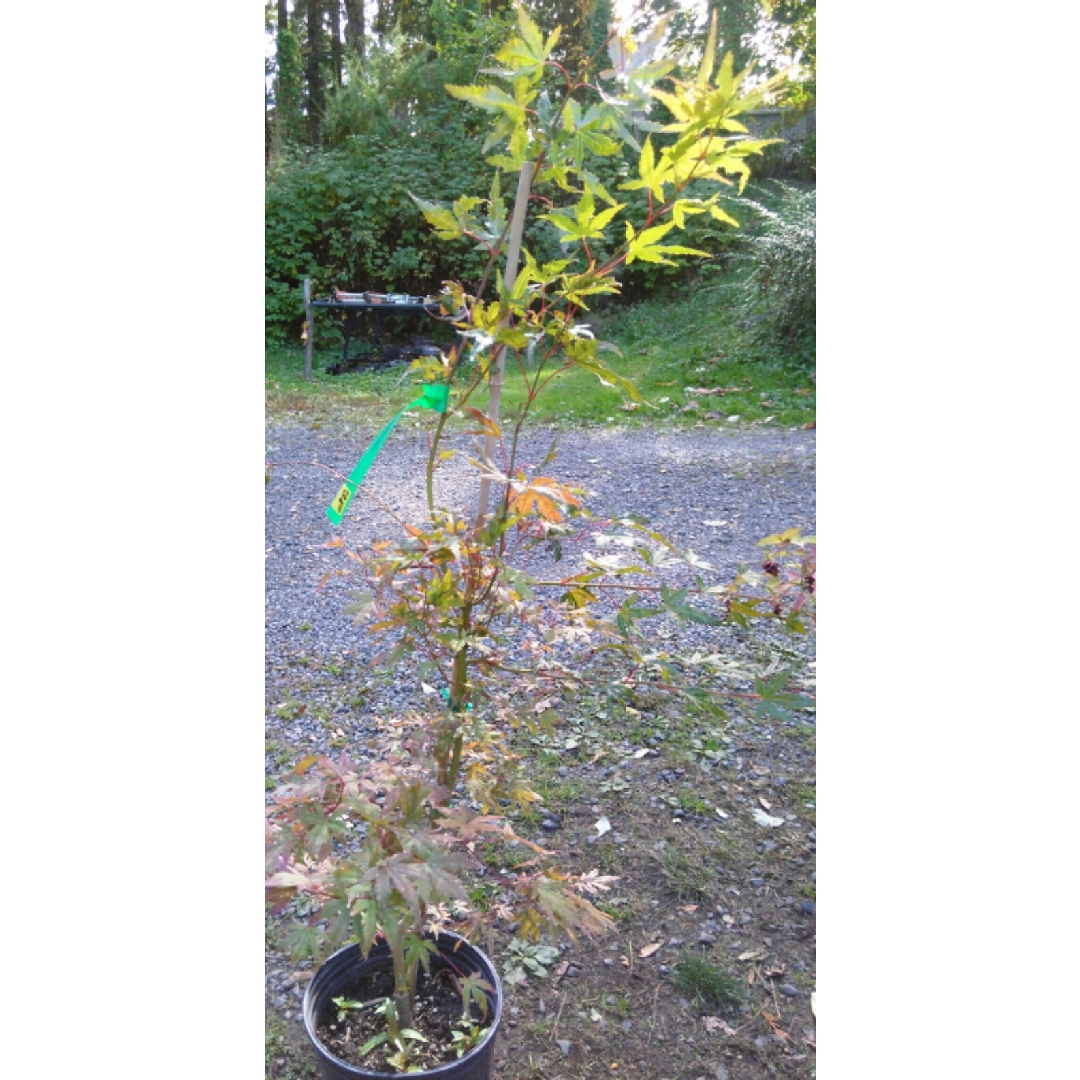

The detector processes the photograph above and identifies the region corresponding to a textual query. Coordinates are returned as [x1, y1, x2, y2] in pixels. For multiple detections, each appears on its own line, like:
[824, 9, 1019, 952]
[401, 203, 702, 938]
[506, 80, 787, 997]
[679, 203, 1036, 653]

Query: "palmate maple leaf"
[433, 804, 508, 841]
[509, 477, 581, 524]
[522, 871, 617, 941]
[574, 869, 619, 896]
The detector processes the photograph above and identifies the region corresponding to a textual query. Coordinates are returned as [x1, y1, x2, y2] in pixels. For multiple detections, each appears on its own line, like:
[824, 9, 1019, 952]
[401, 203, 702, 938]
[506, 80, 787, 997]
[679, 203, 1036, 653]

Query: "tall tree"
[772, 0, 814, 107]
[306, 0, 326, 144]
[272, 27, 307, 156]
[343, 0, 366, 62]
[330, 0, 343, 85]
[706, 0, 759, 73]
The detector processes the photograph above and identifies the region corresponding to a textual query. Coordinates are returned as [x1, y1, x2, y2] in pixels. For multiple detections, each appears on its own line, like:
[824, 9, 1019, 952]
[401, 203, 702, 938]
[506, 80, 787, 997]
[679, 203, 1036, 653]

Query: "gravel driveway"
[265, 418, 815, 760]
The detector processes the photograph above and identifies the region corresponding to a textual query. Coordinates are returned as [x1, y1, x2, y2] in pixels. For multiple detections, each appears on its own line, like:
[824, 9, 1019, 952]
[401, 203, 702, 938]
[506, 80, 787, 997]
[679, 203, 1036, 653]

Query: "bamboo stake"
[474, 160, 535, 526]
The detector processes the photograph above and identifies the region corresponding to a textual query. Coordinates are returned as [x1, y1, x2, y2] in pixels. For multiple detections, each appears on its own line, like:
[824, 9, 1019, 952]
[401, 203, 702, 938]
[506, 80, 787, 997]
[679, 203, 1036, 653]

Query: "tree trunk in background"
[706, 0, 757, 73]
[278, 0, 288, 32]
[306, 0, 324, 145]
[375, 0, 391, 36]
[343, 0, 365, 61]
[330, 1, 343, 86]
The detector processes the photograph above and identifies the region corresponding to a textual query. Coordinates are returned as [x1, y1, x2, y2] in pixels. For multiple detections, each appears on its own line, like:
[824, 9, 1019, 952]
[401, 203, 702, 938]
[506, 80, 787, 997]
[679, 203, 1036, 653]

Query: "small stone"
[621, 1020, 633, 1033]
[780, 984, 799, 997]
[541, 819, 561, 831]
[603, 958, 614, 967]
[749, 877, 765, 887]
[565, 964, 582, 978]
[557, 767, 570, 778]
[658, 964, 671, 974]
[555, 1039, 571, 1056]
[699, 933, 716, 945]
[800, 900, 816, 916]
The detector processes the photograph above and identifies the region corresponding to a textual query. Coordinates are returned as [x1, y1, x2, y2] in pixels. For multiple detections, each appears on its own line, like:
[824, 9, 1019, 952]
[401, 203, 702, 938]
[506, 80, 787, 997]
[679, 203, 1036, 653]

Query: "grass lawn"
[266, 283, 815, 432]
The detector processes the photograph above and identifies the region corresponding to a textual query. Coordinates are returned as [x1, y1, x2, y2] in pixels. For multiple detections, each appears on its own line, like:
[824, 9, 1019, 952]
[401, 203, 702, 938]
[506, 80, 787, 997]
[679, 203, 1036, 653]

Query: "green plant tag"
[327, 383, 449, 525]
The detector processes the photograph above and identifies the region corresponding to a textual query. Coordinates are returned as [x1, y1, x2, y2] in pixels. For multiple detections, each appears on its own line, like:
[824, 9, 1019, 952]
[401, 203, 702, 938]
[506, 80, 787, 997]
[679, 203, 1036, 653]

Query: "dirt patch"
[267, 681, 816, 1080]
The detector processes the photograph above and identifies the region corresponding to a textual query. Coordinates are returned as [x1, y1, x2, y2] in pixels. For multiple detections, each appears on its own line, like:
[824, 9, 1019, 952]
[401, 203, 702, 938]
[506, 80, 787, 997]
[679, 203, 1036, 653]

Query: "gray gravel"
[265, 417, 815, 767]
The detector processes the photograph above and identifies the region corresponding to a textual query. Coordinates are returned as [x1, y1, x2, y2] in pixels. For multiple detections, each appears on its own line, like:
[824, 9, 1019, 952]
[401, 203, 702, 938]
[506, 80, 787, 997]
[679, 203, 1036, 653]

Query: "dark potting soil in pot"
[316, 957, 491, 1072]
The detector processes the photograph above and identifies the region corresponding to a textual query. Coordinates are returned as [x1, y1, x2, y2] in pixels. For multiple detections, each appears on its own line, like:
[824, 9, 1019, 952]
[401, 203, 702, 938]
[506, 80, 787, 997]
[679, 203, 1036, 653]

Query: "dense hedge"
[266, 124, 491, 337]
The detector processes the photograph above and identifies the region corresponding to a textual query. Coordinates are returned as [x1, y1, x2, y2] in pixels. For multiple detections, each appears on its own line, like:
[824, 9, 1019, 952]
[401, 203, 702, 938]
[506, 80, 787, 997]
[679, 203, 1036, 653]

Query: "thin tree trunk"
[343, 0, 365, 61]
[306, 0, 324, 145]
[278, 0, 288, 32]
[330, 1, 343, 85]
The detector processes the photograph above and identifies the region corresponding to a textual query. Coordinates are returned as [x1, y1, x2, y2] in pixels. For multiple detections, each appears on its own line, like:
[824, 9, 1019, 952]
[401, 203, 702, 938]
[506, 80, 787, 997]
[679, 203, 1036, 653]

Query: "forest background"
[262, 0, 817, 357]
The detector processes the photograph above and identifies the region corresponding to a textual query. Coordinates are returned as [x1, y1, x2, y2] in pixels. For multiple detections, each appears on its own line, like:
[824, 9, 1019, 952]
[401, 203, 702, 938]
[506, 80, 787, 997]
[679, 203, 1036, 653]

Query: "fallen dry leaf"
[681, 904, 699, 914]
[552, 961, 569, 978]
[747, 968, 756, 985]
[703, 1017, 737, 1036]
[803, 1029, 816, 1050]
[639, 943, 662, 958]
[758, 797, 772, 810]
[764, 964, 787, 979]
[738, 950, 765, 962]
[761, 1011, 789, 1040]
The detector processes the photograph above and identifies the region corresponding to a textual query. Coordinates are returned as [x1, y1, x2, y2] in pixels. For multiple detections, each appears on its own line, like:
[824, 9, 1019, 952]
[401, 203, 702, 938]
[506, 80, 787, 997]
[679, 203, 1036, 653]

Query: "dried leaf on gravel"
[752, 808, 785, 827]
[703, 1017, 737, 1036]
[761, 1011, 789, 1040]
[639, 943, 662, 958]
[738, 950, 765, 961]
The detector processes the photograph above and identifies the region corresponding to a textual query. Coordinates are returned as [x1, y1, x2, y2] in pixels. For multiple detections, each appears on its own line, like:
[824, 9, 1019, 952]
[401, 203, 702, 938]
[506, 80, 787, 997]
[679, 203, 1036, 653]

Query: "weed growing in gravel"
[655, 845, 718, 903]
[671, 951, 746, 1011]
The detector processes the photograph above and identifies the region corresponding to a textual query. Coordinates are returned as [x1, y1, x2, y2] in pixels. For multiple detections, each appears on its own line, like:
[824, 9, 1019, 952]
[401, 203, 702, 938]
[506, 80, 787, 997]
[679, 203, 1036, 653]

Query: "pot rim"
[302, 930, 503, 1079]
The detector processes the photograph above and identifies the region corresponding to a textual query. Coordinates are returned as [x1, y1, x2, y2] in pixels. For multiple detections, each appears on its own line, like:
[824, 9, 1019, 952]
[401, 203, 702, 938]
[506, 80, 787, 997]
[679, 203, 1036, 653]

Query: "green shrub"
[734, 181, 816, 368]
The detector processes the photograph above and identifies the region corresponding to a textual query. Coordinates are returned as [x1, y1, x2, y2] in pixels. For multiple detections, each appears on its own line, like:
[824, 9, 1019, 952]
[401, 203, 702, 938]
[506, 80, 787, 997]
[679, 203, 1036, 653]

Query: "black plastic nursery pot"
[302, 931, 503, 1080]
